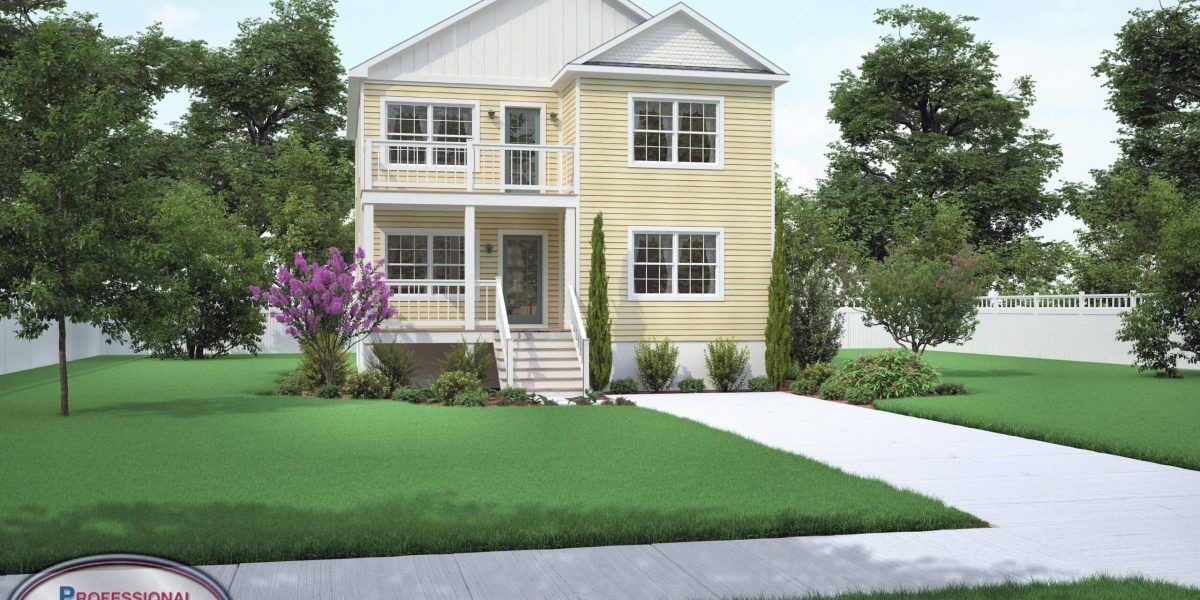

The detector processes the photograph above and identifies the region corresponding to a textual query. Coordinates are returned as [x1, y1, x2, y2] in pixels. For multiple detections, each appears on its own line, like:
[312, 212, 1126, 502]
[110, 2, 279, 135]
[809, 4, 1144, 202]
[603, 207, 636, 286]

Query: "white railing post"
[466, 140, 475, 192]
[364, 139, 374, 190]
[1078, 290, 1086, 313]
[464, 206, 476, 331]
[1033, 292, 1041, 314]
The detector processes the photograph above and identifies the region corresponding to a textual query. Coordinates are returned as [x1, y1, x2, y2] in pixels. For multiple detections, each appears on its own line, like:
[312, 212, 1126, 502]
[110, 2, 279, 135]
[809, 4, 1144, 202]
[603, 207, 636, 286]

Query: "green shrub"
[432, 370, 484, 404]
[790, 377, 820, 395]
[298, 332, 351, 388]
[451, 388, 491, 407]
[705, 338, 749, 392]
[496, 386, 534, 406]
[437, 338, 493, 382]
[368, 343, 415, 395]
[609, 377, 637, 394]
[601, 396, 637, 406]
[635, 338, 679, 392]
[748, 376, 773, 392]
[275, 370, 307, 396]
[314, 383, 341, 399]
[678, 377, 704, 393]
[818, 379, 847, 401]
[933, 382, 967, 396]
[391, 386, 429, 404]
[800, 362, 834, 385]
[587, 212, 613, 390]
[765, 211, 792, 388]
[834, 349, 940, 399]
[846, 386, 878, 406]
[343, 370, 390, 399]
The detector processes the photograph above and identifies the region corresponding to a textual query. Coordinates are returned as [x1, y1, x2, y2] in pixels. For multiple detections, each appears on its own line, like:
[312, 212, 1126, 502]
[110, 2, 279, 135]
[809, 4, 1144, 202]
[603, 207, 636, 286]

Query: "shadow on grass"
[938, 370, 1033, 379]
[77, 395, 330, 418]
[0, 494, 985, 577]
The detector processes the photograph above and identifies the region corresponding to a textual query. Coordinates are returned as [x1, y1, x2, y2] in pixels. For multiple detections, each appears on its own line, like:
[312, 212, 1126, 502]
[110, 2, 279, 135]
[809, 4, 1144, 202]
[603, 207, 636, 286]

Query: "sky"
[67, 0, 1160, 242]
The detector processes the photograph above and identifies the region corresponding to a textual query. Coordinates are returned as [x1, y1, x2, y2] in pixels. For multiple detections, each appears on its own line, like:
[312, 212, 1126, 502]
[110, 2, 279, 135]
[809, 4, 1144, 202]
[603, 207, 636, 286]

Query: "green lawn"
[842, 350, 1200, 470]
[754, 576, 1200, 599]
[0, 355, 980, 575]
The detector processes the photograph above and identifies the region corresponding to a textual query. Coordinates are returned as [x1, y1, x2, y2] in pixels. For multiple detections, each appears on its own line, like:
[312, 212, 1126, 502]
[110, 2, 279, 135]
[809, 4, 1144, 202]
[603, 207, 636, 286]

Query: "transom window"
[384, 102, 474, 167]
[630, 229, 723, 299]
[385, 232, 466, 295]
[631, 96, 722, 167]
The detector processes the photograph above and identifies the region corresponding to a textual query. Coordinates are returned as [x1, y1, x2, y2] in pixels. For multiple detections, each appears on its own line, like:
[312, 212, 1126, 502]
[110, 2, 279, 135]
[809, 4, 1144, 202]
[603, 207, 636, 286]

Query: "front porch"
[358, 192, 589, 391]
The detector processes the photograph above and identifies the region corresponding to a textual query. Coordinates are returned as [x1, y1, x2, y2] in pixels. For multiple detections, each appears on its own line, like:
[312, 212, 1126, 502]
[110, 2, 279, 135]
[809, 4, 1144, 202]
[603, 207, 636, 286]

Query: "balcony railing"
[386, 279, 499, 328]
[365, 139, 576, 194]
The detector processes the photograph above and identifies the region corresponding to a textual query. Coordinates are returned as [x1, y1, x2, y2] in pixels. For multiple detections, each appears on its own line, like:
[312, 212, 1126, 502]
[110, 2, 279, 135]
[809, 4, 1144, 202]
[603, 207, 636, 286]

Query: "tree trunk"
[58, 313, 69, 417]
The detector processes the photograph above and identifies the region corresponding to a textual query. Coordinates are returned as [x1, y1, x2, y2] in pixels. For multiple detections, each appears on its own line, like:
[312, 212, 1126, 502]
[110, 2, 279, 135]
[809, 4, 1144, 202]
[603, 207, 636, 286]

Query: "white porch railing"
[366, 139, 576, 194]
[495, 276, 514, 388]
[385, 279, 498, 328]
[566, 286, 590, 393]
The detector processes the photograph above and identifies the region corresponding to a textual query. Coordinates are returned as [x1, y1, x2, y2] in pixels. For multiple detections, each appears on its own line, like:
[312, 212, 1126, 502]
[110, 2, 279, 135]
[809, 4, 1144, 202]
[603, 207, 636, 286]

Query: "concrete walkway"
[4, 392, 1199, 599]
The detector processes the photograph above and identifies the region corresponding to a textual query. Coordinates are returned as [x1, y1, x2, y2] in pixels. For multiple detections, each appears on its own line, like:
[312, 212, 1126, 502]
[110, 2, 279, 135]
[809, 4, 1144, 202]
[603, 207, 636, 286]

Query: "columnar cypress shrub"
[765, 213, 792, 388]
[587, 212, 612, 390]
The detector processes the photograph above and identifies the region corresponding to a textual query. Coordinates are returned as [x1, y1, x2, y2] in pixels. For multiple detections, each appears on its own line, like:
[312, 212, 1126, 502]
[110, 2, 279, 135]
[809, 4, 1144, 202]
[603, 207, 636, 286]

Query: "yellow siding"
[373, 208, 563, 330]
[576, 78, 774, 342]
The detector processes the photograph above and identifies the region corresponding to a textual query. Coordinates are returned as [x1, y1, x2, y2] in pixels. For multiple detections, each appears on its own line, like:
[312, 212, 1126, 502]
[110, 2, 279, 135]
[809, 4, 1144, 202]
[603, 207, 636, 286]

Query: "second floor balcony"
[364, 139, 576, 195]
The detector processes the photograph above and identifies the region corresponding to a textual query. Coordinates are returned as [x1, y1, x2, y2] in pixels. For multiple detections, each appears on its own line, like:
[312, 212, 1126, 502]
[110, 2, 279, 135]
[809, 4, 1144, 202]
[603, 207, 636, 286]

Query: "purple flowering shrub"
[251, 248, 393, 386]
[838, 244, 988, 354]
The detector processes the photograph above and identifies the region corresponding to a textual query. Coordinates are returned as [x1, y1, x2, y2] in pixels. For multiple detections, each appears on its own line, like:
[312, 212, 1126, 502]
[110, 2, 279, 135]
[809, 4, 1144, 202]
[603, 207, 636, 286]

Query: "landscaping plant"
[391, 386, 429, 404]
[790, 378, 820, 396]
[587, 212, 613, 390]
[496, 387, 535, 406]
[436, 338, 493, 383]
[344, 370, 390, 400]
[314, 384, 341, 399]
[252, 247, 393, 387]
[801, 362, 834, 385]
[765, 212, 792, 388]
[678, 378, 705, 393]
[635, 338, 679, 392]
[369, 342, 416, 395]
[846, 386, 878, 406]
[748, 376, 773, 392]
[833, 349, 939, 399]
[451, 389, 491, 407]
[609, 378, 637, 395]
[933, 382, 967, 396]
[705, 338, 750, 392]
[432, 370, 483, 405]
[275, 370, 307, 396]
[818, 379, 848, 402]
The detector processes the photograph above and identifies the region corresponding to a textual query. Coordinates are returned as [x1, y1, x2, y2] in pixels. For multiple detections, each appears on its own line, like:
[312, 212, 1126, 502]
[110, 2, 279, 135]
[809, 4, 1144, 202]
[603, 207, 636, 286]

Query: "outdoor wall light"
[549, 111, 559, 121]
[487, 110, 497, 119]
[485, 243, 494, 254]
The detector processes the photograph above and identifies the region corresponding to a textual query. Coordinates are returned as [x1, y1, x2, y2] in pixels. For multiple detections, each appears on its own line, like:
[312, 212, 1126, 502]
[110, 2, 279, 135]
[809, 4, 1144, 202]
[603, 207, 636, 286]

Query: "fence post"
[1033, 292, 1040, 313]
[1078, 291, 1086, 314]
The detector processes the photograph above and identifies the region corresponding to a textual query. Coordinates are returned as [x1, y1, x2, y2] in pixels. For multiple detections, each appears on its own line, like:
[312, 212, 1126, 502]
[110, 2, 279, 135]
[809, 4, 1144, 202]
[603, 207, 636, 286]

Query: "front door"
[502, 234, 543, 325]
[504, 107, 540, 189]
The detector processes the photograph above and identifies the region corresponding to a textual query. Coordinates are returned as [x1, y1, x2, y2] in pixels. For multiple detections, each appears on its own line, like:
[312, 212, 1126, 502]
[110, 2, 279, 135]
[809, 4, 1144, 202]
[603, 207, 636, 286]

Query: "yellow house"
[348, 0, 788, 395]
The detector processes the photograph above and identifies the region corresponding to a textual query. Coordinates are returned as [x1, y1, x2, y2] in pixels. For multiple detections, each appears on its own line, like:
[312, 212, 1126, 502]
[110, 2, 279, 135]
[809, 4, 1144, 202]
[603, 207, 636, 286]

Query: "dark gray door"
[502, 234, 543, 325]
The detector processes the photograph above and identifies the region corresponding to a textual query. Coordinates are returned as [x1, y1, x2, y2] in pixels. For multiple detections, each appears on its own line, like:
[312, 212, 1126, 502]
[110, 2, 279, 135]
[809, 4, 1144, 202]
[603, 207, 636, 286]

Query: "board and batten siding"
[373, 208, 564, 330]
[576, 78, 774, 342]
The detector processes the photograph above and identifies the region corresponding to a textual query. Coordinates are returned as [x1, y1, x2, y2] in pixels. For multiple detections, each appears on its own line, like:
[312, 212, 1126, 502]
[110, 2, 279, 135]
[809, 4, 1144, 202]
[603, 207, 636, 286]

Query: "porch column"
[563, 206, 578, 326]
[464, 205, 477, 331]
[357, 202, 375, 372]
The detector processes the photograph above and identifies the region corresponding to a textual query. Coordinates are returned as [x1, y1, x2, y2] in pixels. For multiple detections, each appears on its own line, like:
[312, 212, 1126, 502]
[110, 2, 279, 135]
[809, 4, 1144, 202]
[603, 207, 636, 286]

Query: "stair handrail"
[495, 276, 514, 388]
[566, 286, 590, 393]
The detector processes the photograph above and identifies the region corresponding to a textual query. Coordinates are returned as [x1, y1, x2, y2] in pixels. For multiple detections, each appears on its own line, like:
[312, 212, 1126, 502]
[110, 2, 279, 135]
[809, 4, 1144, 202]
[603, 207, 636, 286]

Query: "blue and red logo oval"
[8, 555, 231, 600]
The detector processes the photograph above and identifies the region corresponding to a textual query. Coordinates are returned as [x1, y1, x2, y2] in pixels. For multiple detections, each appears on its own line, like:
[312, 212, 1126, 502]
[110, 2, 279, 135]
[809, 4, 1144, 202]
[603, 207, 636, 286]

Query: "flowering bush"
[833, 349, 939, 399]
[251, 248, 393, 386]
[838, 244, 988, 354]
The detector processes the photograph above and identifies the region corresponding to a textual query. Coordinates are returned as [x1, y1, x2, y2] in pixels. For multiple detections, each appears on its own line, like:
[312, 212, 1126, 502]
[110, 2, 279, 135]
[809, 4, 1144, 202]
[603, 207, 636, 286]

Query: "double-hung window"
[384, 100, 476, 168]
[385, 231, 466, 296]
[629, 228, 723, 300]
[630, 95, 723, 168]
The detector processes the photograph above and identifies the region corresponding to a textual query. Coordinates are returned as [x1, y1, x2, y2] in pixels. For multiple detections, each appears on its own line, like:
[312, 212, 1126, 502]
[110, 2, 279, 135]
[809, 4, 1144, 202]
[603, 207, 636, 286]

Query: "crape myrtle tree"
[586, 213, 613, 391]
[1072, 2, 1200, 375]
[817, 6, 1063, 283]
[252, 248, 394, 386]
[0, 0, 194, 416]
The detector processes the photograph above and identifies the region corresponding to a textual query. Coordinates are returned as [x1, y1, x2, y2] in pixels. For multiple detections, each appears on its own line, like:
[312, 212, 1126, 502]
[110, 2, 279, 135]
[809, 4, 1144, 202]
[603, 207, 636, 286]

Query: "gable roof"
[567, 3, 787, 76]
[348, 0, 651, 80]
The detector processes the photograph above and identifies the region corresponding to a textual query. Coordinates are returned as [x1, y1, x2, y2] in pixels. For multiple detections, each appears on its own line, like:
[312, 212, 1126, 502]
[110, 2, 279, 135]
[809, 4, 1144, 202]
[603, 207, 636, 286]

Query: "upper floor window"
[384, 100, 476, 168]
[628, 228, 724, 301]
[629, 95, 723, 169]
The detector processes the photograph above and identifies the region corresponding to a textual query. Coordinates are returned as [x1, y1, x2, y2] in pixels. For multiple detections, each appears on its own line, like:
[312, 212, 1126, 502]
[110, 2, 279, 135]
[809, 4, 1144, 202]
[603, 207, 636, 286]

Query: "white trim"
[627, 93, 725, 170]
[566, 3, 787, 75]
[347, 0, 651, 78]
[553, 64, 788, 91]
[499, 229, 550, 329]
[361, 191, 579, 209]
[626, 226, 725, 302]
[770, 85, 776, 245]
[377, 96, 481, 172]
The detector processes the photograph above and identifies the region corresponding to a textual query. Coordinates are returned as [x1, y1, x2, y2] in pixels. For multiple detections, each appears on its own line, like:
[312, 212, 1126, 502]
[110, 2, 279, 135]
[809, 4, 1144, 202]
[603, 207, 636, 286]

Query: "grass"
[0, 355, 981, 575]
[840, 350, 1200, 470]
[747, 576, 1200, 599]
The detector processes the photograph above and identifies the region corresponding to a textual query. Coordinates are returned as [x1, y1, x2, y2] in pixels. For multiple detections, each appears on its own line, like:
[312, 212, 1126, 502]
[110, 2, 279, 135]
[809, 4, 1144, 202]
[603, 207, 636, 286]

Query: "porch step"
[493, 332, 585, 395]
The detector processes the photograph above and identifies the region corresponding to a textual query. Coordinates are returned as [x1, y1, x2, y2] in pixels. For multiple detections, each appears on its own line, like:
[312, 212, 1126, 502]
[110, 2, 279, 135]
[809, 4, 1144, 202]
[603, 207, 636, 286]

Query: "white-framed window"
[628, 227, 724, 301]
[384, 230, 466, 295]
[629, 94, 724, 169]
[381, 98, 478, 169]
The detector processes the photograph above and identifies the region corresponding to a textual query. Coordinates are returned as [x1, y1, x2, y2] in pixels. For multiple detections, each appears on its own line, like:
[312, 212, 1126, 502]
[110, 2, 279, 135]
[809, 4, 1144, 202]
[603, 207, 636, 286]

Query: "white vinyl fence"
[0, 315, 299, 376]
[841, 293, 1151, 366]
